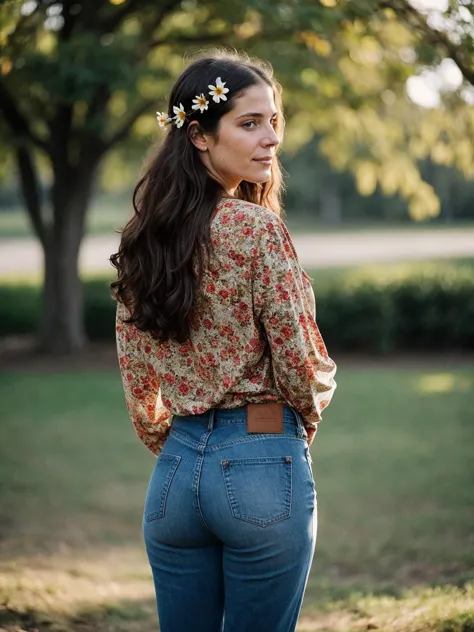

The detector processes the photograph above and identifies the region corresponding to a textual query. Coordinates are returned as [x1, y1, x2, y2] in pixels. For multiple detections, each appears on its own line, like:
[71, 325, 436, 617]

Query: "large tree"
[0, 0, 355, 353]
[0, 0, 473, 353]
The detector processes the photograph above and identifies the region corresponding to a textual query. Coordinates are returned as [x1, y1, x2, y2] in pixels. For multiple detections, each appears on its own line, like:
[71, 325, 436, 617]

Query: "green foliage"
[83, 278, 117, 340]
[317, 262, 474, 353]
[0, 282, 39, 336]
[0, 278, 116, 340]
[2, 0, 474, 222]
[2, 262, 473, 353]
[318, 280, 397, 354]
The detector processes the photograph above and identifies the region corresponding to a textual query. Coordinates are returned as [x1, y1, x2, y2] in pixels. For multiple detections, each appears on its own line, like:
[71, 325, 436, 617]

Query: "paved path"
[1, 228, 473, 276]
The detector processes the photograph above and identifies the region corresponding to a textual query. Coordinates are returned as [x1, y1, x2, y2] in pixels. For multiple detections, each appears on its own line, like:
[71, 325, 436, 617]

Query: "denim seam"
[144, 454, 181, 522]
[178, 417, 301, 425]
[170, 428, 203, 450]
[206, 435, 305, 452]
[288, 507, 316, 630]
[191, 454, 210, 530]
[170, 427, 306, 453]
[305, 447, 315, 484]
[191, 433, 214, 531]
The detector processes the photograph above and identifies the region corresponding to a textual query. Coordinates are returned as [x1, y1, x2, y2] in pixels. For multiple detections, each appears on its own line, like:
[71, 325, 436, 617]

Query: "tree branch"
[101, 99, 155, 152]
[131, 0, 183, 62]
[59, 0, 80, 41]
[0, 80, 51, 155]
[16, 147, 46, 247]
[379, 0, 474, 87]
[48, 104, 74, 173]
[434, 33, 474, 87]
[76, 86, 112, 163]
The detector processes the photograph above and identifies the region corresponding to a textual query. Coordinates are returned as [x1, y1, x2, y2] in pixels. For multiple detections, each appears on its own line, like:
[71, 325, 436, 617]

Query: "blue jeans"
[142, 405, 317, 632]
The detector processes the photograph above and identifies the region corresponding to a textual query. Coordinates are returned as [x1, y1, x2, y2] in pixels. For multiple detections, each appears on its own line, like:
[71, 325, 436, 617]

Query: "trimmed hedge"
[0, 278, 116, 342]
[316, 264, 474, 353]
[1, 263, 473, 353]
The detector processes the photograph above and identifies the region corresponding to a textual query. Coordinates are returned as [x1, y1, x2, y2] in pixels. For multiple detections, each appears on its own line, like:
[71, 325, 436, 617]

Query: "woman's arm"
[115, 301, 172, 455]
[252, 212, 337, 445]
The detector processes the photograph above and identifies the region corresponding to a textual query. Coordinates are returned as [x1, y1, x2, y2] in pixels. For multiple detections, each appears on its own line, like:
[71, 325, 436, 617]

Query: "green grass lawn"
[1, 363, 473, 631]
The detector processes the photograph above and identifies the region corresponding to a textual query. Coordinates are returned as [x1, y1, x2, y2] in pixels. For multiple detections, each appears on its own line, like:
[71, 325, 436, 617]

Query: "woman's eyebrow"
[235, 112, 278, 120]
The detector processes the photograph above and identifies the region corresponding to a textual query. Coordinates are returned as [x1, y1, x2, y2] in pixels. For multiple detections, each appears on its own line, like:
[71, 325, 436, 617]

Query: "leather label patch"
[247, 403, 284, 434]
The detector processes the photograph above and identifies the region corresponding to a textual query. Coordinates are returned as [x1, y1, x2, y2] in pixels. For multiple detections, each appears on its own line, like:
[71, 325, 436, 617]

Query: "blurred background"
[0, 1, 473, 630]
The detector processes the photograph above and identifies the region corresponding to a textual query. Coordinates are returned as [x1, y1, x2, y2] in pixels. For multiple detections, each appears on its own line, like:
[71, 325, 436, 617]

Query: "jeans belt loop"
[207, 407, 216, 432]
[294, 409, 306, 439]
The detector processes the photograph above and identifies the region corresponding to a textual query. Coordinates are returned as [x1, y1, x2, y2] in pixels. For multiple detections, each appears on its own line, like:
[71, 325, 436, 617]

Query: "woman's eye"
[242, 119, 277, 129]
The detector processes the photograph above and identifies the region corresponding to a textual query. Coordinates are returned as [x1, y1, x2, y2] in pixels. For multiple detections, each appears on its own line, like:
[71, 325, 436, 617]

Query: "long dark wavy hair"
[110, 49, 285, 343]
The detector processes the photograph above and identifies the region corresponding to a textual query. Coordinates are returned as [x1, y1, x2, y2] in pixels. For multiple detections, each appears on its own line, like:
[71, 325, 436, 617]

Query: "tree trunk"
[41, 228, 85, 354]
[39, 167, 96, 354]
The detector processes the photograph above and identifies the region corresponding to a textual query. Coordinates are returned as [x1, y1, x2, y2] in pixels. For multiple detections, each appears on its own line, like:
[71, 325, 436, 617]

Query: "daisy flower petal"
[156, 111, 171, 129]
[192, 93, 209, 113]
[173, 103, 187, 127]
[208, 77, 229, 104]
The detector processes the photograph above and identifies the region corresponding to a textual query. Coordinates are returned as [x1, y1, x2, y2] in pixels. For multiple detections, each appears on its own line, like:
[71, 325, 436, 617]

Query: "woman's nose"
[262, 128, 280, 147]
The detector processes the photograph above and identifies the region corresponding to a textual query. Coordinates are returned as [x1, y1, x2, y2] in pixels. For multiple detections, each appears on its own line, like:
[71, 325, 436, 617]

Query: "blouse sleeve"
[252, 212, 337, 445]
[115, 301, 172, 456]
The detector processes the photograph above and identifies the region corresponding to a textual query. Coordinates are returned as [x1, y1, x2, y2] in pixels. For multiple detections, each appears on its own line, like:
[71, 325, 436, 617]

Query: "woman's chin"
[246, 170, 272, 184]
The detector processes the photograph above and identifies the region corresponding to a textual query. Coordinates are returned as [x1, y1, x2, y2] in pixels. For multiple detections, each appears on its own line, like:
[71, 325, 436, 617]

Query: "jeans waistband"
[171, 405, 307, 439]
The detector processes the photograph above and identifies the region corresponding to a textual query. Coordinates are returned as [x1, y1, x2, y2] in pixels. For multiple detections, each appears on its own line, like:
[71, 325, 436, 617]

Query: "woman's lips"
[253, 158, 273, 166]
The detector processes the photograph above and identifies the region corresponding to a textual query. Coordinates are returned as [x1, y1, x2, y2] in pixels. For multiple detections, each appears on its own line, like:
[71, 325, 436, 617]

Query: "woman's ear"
[187, 121, 208, 152]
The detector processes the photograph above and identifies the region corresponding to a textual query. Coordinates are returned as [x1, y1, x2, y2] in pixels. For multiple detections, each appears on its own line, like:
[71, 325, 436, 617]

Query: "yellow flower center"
[215, 86, 223, 95]
[178, 111, 186, 121]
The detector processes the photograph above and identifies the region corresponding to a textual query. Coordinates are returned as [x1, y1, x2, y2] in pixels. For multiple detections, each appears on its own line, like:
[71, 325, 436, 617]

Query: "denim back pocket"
[144, 454, 181, 522]
[221, 456, 292, 527]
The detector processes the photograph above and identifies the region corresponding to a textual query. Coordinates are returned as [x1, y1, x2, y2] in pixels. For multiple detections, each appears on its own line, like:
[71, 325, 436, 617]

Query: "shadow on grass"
[0, 598, 156, 632]
[2, 367, 474, 631]
[2, 583, 474, 632]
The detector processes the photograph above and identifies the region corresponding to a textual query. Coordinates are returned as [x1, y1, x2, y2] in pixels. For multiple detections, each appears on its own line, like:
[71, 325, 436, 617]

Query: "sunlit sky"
[410, 0, 449, 11]
[405, 0, 472, 108]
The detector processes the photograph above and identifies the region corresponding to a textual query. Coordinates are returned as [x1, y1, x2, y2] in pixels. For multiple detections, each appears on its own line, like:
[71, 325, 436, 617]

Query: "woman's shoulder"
[214, 198, 284, 232]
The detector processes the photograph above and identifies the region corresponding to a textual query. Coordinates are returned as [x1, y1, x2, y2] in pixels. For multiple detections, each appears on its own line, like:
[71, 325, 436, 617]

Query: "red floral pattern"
[116, 198, 337, 455]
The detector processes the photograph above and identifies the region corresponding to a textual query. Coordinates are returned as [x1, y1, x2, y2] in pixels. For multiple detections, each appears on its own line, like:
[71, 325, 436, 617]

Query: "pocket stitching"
[144, 454, 181, 522]
[221, 457, 292, 528]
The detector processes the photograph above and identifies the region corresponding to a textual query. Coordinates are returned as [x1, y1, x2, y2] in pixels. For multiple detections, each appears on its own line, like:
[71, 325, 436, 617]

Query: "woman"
[111, 50, 337, 632]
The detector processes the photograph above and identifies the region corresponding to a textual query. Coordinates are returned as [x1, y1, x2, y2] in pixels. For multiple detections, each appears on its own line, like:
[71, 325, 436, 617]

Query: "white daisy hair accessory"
[157, 77, 230, 130]
[173, 103, 187, 128]
[192, 93, 209, 113]
[156, 111, 172, 129]
[208, 77, 229, 103]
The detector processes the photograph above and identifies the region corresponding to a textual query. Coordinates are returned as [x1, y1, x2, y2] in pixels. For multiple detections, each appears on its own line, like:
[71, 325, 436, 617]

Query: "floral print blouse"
[116, 198, 337, 456]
